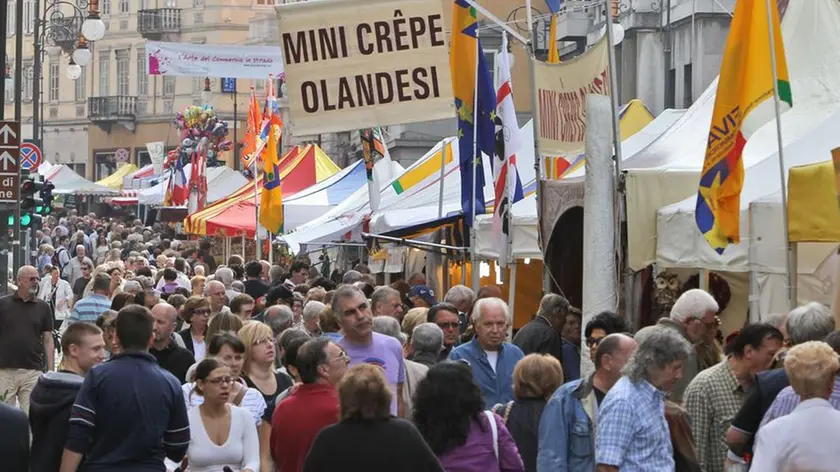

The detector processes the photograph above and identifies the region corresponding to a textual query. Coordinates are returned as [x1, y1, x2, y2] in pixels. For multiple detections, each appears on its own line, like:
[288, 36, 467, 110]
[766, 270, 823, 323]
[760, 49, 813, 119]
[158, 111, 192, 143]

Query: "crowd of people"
[0, 213, 839, 472]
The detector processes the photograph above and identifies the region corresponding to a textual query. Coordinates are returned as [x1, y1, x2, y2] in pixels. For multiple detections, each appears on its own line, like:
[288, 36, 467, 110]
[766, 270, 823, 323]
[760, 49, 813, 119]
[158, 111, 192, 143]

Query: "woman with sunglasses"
[184, 358, 260, 472]
[180, 296, 212, 361]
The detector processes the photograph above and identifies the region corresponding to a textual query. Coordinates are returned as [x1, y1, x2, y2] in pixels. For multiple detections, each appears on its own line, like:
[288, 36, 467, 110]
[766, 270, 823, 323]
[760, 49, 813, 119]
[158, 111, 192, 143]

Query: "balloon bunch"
[168, 104, 233, 168]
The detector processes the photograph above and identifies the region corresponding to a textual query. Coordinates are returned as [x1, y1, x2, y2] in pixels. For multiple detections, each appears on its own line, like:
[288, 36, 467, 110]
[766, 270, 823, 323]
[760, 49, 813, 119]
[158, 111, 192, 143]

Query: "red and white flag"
[493, 33, 522, 268]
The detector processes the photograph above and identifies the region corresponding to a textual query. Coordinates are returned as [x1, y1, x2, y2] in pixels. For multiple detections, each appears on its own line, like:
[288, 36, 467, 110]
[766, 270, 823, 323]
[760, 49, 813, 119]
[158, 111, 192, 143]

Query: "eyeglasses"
[437, 322, 460, 330]
[329, 351, 350, 364]
[253, 338, 273, 347]
[206, 376, 234, 385]
[193, 308, 211, 316]
[586, 336, 605, 348]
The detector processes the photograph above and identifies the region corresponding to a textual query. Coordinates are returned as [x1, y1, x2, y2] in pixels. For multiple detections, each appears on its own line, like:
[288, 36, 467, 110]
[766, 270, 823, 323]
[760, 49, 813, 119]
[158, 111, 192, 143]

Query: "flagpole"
[470, 27, 481, 291]
[255, 166, 261, 261]
[764, 0, 794, 309]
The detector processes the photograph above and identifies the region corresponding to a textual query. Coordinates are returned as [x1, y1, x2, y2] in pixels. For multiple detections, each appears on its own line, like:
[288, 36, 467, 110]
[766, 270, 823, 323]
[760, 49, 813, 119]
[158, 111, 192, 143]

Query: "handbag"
[484, 410, 499, 461]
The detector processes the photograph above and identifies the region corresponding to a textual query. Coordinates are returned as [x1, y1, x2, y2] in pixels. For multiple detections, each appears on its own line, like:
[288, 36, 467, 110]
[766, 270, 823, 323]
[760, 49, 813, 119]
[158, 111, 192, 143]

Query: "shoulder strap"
[233, 386, 247, 406]
[484, 410, 499, 461]
[502, 401, 514, 424]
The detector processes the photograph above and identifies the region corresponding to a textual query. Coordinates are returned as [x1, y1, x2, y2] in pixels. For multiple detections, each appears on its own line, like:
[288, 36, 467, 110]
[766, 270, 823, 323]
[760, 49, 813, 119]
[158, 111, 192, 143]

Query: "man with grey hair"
[726, 302, 836, 467]
[657, 288, 719, 402]
[371, 286, 405, 320]
[297, 300, 324, 337]
[373, 315, 405, 344]
[450, 297, 524, 408]
[334, 284, 407, 417]
[595, 325, 693, 472]
[408, 323, 443, 368]
[539, 333, 637, 471]
[62, 244, 93, 286]
[341, 270, 363, 285]
[513, 293, 580, 381]
[121, 279, 143, 296]
[444, 284, 475, 334]
[214, 267, 239, 301]
[264, 304, 295, 338]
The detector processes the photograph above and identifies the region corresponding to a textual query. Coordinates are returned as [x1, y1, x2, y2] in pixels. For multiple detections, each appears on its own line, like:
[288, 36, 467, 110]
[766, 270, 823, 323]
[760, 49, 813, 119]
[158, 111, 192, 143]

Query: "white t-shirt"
[485, 350, 499, 373]
[186, 404, 260, 472]
[182, 381, 266, 426]
[192, 335, 206, 362]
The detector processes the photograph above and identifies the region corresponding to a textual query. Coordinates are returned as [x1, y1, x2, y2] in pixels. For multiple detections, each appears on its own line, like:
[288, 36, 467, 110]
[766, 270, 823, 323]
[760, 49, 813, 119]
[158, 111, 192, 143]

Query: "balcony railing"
[88, 96, 137, 122]
[137, 8, 181, 37]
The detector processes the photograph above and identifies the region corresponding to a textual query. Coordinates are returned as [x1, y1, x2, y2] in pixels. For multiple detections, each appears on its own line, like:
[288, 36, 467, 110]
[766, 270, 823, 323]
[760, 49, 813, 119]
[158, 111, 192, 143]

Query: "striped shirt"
[761, 374, 840, 428]
[596, 376, 673, 472]
[65, 352, 190, 469]
[69, 293, 111, 323]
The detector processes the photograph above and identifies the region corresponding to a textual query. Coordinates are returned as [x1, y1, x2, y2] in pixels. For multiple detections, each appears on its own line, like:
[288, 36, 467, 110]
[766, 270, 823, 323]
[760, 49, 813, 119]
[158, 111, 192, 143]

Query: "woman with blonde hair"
[402, 307, 430, 339]
[239, 321, 293, 472]
[492, 354, 564, 472]
[751, 341, 840, 470]
[303, 364, 443, 472]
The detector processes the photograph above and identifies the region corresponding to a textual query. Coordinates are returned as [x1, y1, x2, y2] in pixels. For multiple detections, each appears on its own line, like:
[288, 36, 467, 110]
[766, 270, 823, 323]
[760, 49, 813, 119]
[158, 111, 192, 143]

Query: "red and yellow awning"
[184, 144, 339, 238]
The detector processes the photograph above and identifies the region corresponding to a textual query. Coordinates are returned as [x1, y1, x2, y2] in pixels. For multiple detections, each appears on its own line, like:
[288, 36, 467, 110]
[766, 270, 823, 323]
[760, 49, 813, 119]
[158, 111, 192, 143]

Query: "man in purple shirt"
[333, 285, 407, 417]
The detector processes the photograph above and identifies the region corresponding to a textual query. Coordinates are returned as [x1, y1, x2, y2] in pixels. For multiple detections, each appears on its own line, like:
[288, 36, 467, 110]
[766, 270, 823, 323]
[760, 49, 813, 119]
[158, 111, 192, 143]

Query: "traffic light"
[38, 181, 54, 215]
[7, 212, 33, 227]
[20, 176, 44, 212]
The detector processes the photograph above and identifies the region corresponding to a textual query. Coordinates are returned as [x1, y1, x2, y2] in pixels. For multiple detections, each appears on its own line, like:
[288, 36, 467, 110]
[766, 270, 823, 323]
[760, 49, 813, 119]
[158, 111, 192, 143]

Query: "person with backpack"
[53, 236, 71, 276]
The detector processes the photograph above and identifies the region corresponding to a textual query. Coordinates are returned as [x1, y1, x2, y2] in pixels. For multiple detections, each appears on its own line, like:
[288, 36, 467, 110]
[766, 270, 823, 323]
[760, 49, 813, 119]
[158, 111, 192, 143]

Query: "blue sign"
[221, 78, 237, 94]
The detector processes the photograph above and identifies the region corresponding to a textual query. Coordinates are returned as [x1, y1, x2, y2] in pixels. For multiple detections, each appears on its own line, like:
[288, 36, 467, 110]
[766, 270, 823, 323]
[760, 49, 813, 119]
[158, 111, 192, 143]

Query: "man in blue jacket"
[537, 333, 636, 471]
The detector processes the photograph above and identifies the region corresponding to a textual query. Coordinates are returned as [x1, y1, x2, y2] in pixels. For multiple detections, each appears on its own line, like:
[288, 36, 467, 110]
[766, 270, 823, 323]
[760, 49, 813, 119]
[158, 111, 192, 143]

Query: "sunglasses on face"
[586, 336, 604, 348]
[437, 322, 460, 330]
[206, 376, 234, 385]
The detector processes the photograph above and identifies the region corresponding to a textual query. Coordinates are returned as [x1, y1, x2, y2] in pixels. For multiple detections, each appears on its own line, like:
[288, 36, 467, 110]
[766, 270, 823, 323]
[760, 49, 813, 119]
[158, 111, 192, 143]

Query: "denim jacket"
[536, 374, 598, 472]
[449, 338, 525, 408]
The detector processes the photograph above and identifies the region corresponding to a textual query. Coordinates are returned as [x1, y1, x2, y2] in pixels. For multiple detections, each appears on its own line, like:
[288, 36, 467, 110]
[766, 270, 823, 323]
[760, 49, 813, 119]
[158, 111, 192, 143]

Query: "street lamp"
[33, 0, 106, 148]
[202, 77, 213, 105]
[81, 0, 106, 42]
[65, 59, 81, 80]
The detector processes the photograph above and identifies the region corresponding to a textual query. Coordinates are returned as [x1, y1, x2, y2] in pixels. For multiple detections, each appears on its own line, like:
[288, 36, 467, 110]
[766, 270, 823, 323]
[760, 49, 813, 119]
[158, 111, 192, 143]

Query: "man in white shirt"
[751, 341, 840, 471]
[62, 245, 94, 286]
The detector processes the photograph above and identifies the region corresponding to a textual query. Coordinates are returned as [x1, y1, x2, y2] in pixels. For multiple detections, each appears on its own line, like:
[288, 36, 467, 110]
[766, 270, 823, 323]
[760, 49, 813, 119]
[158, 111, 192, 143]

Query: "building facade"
[3, 0, 282, 181]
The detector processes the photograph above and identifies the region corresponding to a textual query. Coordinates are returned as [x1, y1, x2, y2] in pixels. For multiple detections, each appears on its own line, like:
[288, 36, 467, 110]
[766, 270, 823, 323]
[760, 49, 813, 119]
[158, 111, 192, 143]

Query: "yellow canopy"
[788, 160, 840, 242]
[95, 163, 138, 190]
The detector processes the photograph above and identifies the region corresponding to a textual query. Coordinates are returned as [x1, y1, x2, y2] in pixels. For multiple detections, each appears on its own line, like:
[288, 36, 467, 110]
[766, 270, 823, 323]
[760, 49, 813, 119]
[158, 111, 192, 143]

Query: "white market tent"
[368, 121, 536, 236]
[41, 164, 119, 196]
[280, 121, 537, 254]
[474, 108, 686, 261]
[110, 166, 248, 206]
[284, 158, 404, 232]
[655, 0, 840, 272]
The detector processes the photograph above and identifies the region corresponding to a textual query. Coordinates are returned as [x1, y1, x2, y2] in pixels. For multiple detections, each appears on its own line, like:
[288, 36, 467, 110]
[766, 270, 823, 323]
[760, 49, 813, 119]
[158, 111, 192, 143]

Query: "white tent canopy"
[281, 121, 537, 254]
[124, 166, 248, 206]
[655, 0, 840, 271]
[478, 108, 686, 261]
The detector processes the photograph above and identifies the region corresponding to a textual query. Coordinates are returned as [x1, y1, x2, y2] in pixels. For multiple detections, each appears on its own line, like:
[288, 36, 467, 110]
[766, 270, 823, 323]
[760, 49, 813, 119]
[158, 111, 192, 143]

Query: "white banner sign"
[146, 42, 284, 79]
[146, 141, 166, 175]
[277, 0, 454, 135]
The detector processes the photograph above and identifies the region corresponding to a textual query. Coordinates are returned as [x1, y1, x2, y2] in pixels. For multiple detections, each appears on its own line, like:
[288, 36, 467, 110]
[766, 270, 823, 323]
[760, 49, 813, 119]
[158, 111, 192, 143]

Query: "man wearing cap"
[409, 285, 437, 309]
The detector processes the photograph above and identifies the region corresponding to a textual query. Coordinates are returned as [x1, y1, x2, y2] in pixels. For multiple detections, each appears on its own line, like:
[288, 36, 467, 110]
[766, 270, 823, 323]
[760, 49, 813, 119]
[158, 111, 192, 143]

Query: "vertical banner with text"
[533, 36, 610, 157]
[277, 0, 454, 135]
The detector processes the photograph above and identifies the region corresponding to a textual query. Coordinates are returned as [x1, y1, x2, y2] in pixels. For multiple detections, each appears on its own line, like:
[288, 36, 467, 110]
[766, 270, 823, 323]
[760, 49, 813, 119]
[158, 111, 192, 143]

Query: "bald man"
[207, 280, 228, 314]
[0, 266, 54, 413]
[150, 303, 195, 383]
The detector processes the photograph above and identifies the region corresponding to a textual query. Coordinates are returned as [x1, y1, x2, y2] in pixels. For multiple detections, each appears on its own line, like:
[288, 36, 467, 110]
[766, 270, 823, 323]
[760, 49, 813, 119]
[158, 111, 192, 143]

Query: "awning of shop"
[108, 166, 248, 207]
[44, 164, 119, 196]
[184, 144, 340, 238]
[95, 163, 139, 189]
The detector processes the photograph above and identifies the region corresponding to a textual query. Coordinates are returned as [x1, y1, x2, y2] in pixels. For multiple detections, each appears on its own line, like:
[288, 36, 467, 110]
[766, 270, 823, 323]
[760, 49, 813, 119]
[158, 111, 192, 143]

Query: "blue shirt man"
[62, 306, 190, 472]
[449, 297, 524, 408]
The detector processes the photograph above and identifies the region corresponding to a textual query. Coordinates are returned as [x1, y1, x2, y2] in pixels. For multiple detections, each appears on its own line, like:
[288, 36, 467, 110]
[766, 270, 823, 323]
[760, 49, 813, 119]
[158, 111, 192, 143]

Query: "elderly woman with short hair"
[751, 341, 840, 470]
[303, 364, 443, 472]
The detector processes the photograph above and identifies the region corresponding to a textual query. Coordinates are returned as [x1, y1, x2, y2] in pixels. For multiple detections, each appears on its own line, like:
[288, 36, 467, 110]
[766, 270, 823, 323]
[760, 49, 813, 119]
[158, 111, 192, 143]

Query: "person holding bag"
[413, 361, 525, 472]
[38, 264, 74, 332]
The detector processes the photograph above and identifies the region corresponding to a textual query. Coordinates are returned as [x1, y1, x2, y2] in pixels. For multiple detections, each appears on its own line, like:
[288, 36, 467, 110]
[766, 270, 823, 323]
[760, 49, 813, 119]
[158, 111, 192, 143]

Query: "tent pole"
[508, 261, 517, 340]
[763, 0, 793, 310]
[241, 235, 246, 259]
[470, 28, 481, 292]
[268, 232, 273, 264]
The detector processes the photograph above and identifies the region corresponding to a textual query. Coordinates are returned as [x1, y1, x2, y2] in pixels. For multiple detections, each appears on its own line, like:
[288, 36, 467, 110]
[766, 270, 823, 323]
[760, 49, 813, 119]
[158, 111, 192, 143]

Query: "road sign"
[222, 77, 236, 94]
[0, 121, 20, 204]
[19, 142, 42, 171]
